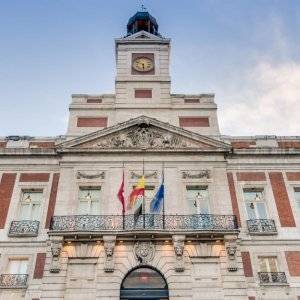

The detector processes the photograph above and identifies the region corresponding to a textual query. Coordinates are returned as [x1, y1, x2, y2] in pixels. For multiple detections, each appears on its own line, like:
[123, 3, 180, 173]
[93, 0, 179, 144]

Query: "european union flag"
[150, 184, 164, 213]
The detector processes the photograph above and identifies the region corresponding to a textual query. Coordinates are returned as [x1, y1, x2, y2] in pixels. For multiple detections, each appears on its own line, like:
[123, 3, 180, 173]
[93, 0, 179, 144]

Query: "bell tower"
[115, 9, 171, 106]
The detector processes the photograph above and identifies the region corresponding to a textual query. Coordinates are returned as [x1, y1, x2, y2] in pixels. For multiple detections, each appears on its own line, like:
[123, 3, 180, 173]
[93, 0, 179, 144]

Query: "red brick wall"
[179, 117, 210, 127]
[241, 251, 253, 277]
[0, 142, 7, 148]
[285, 251, 300, 276]
[286, 172, 300, 181]
[33, 253, 46, 279]
[29, 142, 55, 149]
[231, 141, 256, 149]
[0, 173, 17, 228]
[278, 141, 300, 149]
[227, 173, 241, 227]
[134, 89, 152, 98]
[269, 172, 296, 227]
[236, 172, 266, 181]
[45, 173, 60, 229]
[19, 173, 50, 182]
[77, 117, 107, 127]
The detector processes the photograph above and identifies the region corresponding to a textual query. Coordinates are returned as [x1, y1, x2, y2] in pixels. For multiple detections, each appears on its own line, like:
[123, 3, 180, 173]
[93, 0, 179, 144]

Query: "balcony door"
[120, 267, 169, 300]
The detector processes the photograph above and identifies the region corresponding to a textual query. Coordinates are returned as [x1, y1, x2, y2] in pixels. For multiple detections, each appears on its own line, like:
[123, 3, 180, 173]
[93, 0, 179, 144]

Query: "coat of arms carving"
[134, 241, 155, 264]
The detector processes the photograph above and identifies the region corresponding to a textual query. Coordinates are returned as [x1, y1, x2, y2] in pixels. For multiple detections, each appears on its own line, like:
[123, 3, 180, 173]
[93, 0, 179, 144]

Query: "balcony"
[50, 214, 238, 236]
[8, 220, 40, 237]
[0, 274, 28, 288]
[258, 272, 287, 285]
[247, 219, 277, 235]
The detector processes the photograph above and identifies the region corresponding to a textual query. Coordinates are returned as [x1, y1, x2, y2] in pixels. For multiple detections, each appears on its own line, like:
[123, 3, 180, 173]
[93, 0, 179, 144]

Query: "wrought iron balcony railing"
[247, 219, 277, 234]
[8, 220, 40, 237]
[50, 214, 238, 232]
[258, 272, 287, 284]
[0, 274, 28, 288]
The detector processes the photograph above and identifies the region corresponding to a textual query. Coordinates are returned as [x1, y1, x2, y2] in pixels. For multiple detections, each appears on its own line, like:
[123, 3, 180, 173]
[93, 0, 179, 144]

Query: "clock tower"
[67, 9, 220, 136]
[115, 10, 171, 106]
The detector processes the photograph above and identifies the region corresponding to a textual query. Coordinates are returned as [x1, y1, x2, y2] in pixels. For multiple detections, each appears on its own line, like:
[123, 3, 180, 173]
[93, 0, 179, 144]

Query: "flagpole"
[162, 162, 165, 229]
[122, 161, 125, 230]
[142, 158, 145, 229]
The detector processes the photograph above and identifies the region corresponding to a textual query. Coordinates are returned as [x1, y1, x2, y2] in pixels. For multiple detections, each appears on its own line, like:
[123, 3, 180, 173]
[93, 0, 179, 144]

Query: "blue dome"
[127, 11, 159, 36]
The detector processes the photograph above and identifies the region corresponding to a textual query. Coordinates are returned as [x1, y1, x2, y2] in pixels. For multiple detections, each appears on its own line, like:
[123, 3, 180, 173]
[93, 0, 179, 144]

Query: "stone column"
[172, 235, 185, 272]
[103, 235, 116, 272]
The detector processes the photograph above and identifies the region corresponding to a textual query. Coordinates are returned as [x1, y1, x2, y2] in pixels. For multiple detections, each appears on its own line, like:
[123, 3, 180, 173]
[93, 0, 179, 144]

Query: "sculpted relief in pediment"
[77, 124, 213, 150]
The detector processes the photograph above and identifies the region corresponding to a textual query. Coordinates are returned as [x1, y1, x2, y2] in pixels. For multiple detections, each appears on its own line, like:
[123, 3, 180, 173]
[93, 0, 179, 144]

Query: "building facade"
[1, 10, 300, 300]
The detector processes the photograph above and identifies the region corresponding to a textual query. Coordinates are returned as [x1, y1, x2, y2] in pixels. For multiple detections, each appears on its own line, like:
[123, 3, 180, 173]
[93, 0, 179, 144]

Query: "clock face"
[133, 57, 154, 72]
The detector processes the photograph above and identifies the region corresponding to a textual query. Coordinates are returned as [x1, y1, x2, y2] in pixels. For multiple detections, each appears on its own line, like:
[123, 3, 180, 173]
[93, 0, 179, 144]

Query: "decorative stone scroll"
[225, 235, 238, 272]
[172, 235, 185, 272]
[134, 241, 155, 264]
[103, 235, 116, 272]
[77, 171, 105, 179]
[49, 236, 63, 273]
[92, 124, 199, 150]
[182, 170, 211, 179]
[131, 171, 158, 179]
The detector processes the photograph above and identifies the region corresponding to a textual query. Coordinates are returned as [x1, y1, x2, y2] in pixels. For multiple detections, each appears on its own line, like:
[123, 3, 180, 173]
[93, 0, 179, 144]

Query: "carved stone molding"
[49, 236, 63, 273]
[182, 170, 211, 179]
[83, 124, 203, 150]
[103, 235, 116, 272]
[131, 171, 158, 179]
[225, 235, 238, 272]
[172, 235, 185, 272]
[134, 241, 155, 264]
[77, 171, 105, 180]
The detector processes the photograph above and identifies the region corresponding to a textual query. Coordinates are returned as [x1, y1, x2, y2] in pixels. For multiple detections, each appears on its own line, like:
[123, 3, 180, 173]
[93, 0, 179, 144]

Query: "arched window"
[120, 267, 169, 299]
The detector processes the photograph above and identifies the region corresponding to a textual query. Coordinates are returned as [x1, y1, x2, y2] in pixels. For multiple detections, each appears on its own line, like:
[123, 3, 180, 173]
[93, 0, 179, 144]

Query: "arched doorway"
[120, 266, 169, 300]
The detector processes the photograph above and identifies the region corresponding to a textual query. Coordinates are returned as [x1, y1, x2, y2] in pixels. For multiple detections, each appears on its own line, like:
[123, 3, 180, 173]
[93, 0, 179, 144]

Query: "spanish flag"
[127, 176, 145, 210]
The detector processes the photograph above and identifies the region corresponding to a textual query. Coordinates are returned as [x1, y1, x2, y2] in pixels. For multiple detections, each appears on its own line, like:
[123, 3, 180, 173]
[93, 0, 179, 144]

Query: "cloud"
[219, 61, 300, 136]
[219, 14, 300, 136]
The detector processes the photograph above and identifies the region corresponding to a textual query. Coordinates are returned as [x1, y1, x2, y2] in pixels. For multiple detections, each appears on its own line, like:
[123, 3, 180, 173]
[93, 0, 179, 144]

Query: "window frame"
[185, 185, 210, 215]
[18, 189, 43, 221]
[243, 186, 269, 220]
[77, 186, 102, 215]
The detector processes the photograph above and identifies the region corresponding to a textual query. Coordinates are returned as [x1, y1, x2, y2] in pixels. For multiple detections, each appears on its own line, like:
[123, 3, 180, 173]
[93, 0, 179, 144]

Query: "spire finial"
[140, 4, 147, 12]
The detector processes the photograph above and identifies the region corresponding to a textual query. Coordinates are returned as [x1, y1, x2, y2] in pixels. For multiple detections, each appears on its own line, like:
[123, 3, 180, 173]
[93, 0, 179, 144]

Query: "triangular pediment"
[122, 30, 164, 41]
[58, 116, 231, 153]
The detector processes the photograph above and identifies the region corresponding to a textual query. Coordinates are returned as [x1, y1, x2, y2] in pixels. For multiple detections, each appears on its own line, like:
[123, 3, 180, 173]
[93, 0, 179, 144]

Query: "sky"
[0, 0, 300, 137]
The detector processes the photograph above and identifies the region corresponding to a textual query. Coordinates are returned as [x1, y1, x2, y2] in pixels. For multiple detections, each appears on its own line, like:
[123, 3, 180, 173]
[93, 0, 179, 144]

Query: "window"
[186, 186, 209, 214]
[78, 187, 101, 214]
[19, 190, 42, 221]
[132, 185, 156, 213]
[244, 188, 267, 219]
[7, 259, 28, 274]
[259, 256, 278, 273]
[294, 188, 300, 215]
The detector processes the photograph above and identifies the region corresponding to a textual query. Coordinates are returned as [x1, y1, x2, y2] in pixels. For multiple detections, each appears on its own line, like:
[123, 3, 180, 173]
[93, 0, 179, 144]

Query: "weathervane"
[140, 4, 147, 12]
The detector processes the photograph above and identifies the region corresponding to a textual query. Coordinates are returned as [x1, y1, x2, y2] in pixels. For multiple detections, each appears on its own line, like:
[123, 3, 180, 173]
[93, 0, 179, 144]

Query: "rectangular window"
[7, 259, 28, 274]
[131, 185, 156, 213]
[244, 188, 267, 219]
[294, 188, 300, 215]
[78, 187, 101, 215]
[19, 190, 43, 221]
[258, 256, 278, 273]
[184, 99, 200, 104]
[186, 186, 209, 214]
